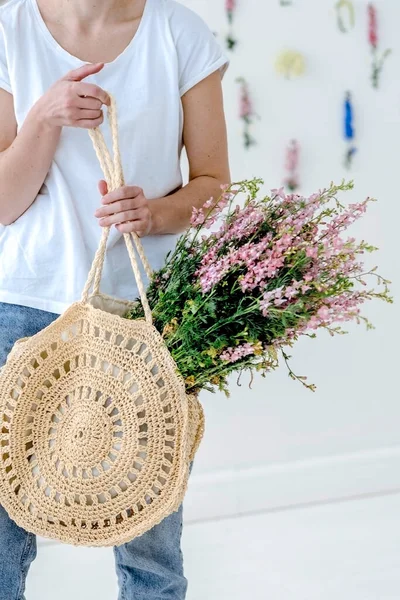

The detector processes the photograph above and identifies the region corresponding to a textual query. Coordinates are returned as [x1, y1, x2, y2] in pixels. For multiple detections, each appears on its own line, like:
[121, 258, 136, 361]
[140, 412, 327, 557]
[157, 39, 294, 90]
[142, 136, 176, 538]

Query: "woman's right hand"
[34, 62, 111, 130]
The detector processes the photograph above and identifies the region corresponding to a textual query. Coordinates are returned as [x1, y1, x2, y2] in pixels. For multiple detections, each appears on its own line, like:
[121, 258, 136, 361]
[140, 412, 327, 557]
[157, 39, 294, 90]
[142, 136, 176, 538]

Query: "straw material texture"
[0, 99, 204, 547]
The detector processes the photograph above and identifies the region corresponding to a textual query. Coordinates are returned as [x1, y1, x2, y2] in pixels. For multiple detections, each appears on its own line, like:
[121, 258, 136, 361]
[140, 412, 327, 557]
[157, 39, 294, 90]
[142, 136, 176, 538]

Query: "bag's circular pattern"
[0, 302, 203, 546]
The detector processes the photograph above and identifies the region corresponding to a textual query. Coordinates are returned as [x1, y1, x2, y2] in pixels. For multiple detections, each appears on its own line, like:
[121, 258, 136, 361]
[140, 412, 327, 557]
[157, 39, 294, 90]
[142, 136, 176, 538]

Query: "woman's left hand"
[94, 180, 153, 236]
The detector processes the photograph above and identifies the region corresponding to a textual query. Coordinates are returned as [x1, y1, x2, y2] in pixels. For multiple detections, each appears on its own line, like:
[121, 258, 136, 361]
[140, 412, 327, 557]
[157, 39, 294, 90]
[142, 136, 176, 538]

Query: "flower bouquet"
[125, 179, 391, 396]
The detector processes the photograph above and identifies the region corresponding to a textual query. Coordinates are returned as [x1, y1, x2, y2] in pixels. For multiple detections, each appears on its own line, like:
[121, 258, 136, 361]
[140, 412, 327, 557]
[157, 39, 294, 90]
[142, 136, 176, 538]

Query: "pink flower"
[203, 196, 215, 209]
[220, 342, 255, 363]
[274, 298, 286, 307]
[260, 300, 271, 317]
[271, 187, 286, 200]
[317, 306, 330, 321]
[307, 316, 320, 330]
[284, 286, 298, 300]
[306, 246, 318, 259]
[190, 206, 205, 227]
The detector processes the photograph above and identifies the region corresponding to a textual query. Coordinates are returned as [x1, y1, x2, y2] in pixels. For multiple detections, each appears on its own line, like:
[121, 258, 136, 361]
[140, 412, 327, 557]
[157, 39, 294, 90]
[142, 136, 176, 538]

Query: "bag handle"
[80, 97, 153, 325]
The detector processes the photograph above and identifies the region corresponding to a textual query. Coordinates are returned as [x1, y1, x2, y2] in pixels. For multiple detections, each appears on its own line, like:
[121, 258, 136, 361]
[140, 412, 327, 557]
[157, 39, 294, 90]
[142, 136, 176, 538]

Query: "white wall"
[181, 0, 400, 518]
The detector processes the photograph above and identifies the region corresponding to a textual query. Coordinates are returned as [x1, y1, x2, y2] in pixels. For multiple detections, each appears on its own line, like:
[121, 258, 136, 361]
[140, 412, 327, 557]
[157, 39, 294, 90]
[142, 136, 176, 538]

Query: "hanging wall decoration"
[236, 77, 257, 149]
[368, 3, 391, 89]
[335, 0, 355, 33]
[225, 0, 237, 51]
[343, 92, 357, 169]
[283, 139, 300, 191]
[275, 50, 306, 80]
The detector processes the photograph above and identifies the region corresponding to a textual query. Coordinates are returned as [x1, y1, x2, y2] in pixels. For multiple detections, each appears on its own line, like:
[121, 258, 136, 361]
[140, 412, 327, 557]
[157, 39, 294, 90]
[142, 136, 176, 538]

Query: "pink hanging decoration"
[368, 4, 378, 48]
[225, 0, 237, 50]
[237, 77, 257, 149]
[284, 140, 300, 191]
[368, 4, 391, 89]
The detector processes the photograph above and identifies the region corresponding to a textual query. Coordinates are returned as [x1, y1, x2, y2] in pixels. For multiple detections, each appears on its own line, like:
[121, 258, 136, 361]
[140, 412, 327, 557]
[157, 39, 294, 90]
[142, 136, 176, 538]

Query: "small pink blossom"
[220, 342, 255, 363]
[190, 207, 205, 227]
[306, 246, 319, 259]
[317, 306, 330, 321]
[271, 187, 286, 200]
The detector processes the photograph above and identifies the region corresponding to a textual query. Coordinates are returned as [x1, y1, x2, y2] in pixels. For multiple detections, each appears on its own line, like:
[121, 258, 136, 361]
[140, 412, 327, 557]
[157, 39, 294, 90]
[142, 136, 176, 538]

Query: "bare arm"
[0, 90, 61, 225]
[149, 70, 230, 235]
[0, 63, 110, 226]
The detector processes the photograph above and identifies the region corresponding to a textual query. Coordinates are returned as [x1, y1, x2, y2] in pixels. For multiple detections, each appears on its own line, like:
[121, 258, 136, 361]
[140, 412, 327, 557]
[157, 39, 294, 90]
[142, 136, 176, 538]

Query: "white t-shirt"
[0, 0, 229, 314]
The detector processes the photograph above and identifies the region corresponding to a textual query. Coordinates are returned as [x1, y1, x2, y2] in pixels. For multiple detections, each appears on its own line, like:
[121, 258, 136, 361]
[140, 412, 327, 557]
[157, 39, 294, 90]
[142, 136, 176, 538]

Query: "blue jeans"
[0, 302, 188, 600]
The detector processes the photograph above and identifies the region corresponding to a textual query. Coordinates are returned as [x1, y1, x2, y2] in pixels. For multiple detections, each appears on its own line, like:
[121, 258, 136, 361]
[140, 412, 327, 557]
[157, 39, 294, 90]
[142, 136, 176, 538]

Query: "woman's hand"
[34, 63, 110, 130]
[94, 180, 153, 237]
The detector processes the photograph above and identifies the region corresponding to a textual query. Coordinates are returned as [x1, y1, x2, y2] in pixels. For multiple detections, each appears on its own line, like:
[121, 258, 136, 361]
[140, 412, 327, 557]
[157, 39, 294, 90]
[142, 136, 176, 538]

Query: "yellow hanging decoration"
[275, 50, 306, 79]
[336, 0, 355, 33]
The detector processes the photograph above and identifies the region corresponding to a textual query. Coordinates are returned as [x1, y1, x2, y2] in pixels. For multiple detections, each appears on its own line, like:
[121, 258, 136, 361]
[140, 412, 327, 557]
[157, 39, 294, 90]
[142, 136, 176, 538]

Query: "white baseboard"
[183, 445, 400, 524]
[37, 445, 400, 546]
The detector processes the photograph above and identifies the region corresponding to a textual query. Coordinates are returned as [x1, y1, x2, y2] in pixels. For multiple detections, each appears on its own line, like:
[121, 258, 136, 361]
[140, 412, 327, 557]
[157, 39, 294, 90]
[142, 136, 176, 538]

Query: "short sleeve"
[167, 1, 229, 97]
[0, 21, 11, 94]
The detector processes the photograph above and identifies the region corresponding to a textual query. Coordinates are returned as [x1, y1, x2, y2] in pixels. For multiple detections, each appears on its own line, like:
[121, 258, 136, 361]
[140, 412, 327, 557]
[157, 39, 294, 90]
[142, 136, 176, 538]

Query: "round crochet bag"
[0, 99, 204, 547]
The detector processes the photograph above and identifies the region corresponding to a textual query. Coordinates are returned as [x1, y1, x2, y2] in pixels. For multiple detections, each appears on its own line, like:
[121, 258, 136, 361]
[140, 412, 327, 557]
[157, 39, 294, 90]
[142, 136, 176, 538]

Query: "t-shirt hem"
[0, 79, 12, 94]
[0, 290, 69, 315]
[179, 56, 229, 97]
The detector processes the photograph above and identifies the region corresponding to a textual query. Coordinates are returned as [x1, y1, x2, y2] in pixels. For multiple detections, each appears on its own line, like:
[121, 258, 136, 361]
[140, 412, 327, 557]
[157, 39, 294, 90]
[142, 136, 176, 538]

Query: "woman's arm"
[150, 70, 231, 235]
[95, 70, 230, 236]
[0, 63, 110, 226]
[0, 90, 61, 226]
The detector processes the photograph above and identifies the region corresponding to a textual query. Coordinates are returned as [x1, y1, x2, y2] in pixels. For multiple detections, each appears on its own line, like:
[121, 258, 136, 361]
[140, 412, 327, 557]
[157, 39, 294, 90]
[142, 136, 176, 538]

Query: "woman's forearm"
[0, 104, 61, 226]
[149, 175, 229, 236]
[0, 64, 110, 226]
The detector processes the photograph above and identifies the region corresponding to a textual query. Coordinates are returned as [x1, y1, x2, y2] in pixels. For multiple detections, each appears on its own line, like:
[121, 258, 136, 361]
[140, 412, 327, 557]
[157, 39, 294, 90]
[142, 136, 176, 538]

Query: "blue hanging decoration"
[343, 92, 356, 169]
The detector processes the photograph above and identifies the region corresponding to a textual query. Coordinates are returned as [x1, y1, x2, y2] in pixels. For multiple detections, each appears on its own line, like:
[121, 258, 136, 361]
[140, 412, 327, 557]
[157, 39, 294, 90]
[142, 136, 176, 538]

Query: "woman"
[0, 0, 230, 596]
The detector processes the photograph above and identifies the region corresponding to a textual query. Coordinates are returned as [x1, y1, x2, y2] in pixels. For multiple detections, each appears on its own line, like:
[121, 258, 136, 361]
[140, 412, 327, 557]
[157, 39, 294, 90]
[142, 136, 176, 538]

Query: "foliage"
[126, 179, 392, 396]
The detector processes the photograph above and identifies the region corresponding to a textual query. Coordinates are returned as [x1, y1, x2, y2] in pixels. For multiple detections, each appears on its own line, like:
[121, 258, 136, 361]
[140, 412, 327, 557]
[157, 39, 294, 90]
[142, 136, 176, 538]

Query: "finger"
[75, 82, 110, 106]
[98, 210, 141, 227]
[76, 115, 104, 129]
[63, 62, 104, 82]
[95, 198, 141, 217]
[101, 186, 143, 205]
[116, 221, 145, 236]
[77, 97, 103, 111]
[98, 180, 108, 196]
[76, 108, 104, 121]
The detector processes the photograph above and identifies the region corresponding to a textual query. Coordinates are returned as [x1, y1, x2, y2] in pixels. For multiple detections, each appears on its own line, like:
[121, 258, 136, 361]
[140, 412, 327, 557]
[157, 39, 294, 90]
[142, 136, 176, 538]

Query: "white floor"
[26, 491, 400, 600]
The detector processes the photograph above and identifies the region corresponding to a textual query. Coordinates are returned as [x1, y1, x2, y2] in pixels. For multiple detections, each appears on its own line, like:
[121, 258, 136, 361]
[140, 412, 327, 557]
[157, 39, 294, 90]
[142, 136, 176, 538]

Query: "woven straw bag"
[0, 99, 204, 547]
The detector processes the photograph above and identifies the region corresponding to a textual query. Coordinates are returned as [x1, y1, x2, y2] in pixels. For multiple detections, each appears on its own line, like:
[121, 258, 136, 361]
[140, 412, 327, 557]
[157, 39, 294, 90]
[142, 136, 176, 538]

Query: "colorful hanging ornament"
[225, 0, 237, 51]
[236, 77, 257, 149]
[283, 139, 300, 191]
[275, 50, 306, 80]
[335, 0, 355, 33]
[343, 92, 357, 169]
[368, 4, 391, 89]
